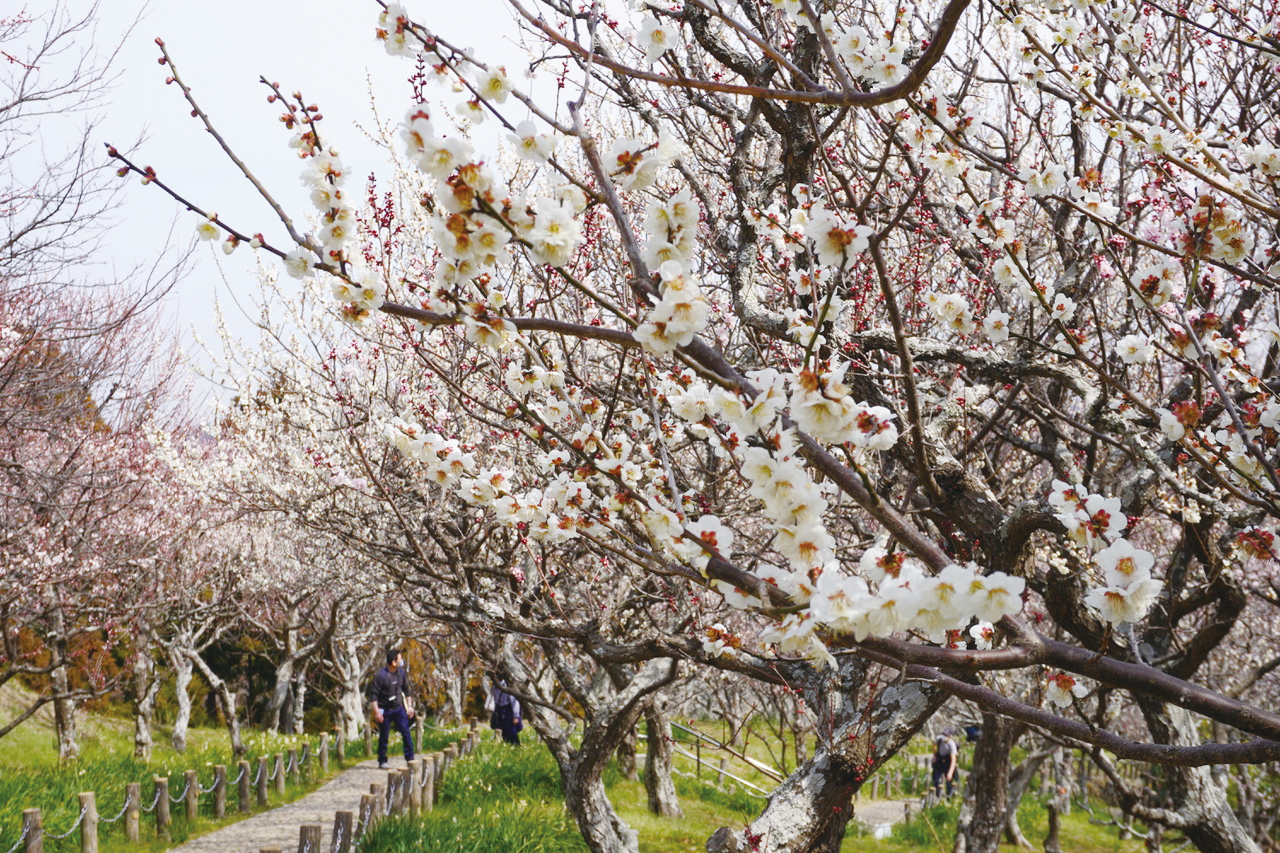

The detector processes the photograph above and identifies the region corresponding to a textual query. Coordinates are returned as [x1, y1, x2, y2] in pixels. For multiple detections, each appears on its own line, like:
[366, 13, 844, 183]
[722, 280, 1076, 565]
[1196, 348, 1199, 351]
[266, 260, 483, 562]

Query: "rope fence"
[43, 807, 87, 841]
[2, 730, 345, 852]
[2, 825, 28, 853]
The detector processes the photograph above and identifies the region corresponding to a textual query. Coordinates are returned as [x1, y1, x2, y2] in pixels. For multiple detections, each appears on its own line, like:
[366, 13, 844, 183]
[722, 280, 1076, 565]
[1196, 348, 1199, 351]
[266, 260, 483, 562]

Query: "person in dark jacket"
[369, 648, 415, 769]
[487, 680, 523, 745]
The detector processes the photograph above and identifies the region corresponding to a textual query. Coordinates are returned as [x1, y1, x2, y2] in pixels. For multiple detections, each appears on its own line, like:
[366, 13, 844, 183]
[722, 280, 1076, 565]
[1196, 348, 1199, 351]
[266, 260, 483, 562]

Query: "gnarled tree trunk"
[167, 637, 194, 753]
[47, 595, 78, 761]
[707, 662, 943, 853]
[190, 649, 246, 757]
[132, 629, 162, 759]
[952, 714, 1018, 853]
[288, 663, 308, 735]
[644, 708, 682, 817]
[1136, 699, 1261, 853]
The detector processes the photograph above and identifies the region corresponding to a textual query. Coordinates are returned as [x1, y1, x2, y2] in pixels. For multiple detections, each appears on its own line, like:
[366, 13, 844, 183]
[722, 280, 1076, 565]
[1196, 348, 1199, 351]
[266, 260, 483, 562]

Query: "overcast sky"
[74, 0, 518, 392]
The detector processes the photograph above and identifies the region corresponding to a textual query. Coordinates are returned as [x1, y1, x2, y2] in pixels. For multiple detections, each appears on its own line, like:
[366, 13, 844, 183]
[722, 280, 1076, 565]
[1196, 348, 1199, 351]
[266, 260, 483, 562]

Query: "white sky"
[73, 0, 518, 391]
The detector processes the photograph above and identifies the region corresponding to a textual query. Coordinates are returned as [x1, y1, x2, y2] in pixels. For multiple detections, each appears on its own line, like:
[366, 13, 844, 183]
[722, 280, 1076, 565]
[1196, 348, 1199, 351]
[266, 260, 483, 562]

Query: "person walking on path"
[486, 680, 523, 745]
[931, 728, 958, 798]
[369, 648, 416, 769]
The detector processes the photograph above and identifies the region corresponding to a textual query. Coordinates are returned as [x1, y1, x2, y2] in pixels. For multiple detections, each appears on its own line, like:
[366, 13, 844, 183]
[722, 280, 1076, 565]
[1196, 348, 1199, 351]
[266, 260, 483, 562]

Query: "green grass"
[0, 699, 458, 853]
[352, 735, 1159, 853]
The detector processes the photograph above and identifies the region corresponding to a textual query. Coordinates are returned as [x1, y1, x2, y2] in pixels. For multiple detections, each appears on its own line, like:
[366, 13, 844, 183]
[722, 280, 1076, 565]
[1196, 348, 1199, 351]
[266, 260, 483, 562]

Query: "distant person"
[932, 728, 958, 798]
[369, 648, 416, 769]
[486, 680, 523, 745]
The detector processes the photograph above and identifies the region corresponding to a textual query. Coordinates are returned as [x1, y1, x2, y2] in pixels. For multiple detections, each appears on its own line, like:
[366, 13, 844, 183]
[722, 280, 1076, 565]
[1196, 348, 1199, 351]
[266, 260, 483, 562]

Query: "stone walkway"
[170, 758, 410, 853]
[852, 797, 918, 839]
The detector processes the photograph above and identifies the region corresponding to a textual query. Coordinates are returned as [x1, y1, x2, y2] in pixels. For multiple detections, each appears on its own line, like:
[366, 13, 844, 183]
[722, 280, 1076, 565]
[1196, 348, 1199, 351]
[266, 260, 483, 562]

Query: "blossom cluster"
[1050, 480, 1163, 625]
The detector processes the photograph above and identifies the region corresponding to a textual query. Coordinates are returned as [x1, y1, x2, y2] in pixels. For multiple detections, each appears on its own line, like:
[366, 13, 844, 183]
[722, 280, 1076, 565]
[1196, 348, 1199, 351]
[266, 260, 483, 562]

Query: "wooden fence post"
[301, 743, 311, 775]
[238, 760, 251, 813]
[415, 715, 423, 754]
[336, 727, 345, 766]
[124, 782, 140, 843]
[363, 721, 372, 758]
[432, 753, 443, 803]
[154, 777, 171, 840]
[184, 770, 199, 822]
[289, 748, 301, 785]
[21, 808, 41, 853]
[422, 758, 434, 812]
[274, 754, 286, 795]
[369, 783, 385, 821]
[78, 792, 97, 853]
[406, 760, 420, 817]
[297, 824, 321, 853]
[257, 756, 269, 806]
[319, 734, 330, 773]
[214, 765, 227, 819]
[356, 795, 373, 838]
[331, 810, 353, 853]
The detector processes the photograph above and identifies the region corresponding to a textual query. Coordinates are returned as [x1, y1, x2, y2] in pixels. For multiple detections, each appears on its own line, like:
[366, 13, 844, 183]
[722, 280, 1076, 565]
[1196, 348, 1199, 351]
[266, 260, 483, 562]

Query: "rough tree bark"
[644, 707, 682, 817]
[47, 597, 79, 762]
[952, 714, 1019, 853]
[506, 645, 678, 853]
[167, 637, 194, 753]
[1003, 746, 1051, 848]
[189, 649, 246, 757]
[1136, 699, 1262, 853]
[617, 725, 639, 781]
[707, 659, 943, 853]
[288, 663, 308, 736]
[331, 636, 366, 739]
[131, 628, 162, 759]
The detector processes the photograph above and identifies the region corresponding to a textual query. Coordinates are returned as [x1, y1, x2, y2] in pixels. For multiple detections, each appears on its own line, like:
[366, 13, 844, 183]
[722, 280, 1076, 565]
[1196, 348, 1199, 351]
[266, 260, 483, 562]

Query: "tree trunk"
[132, 634, 162, 759]
[168, 642, 193, 753]
[189, 650, 246, 757]
[617, 724, 639, 781]
[444, 669, 465, 725]
[707, 670, 944, 853]
[289, 663, 308, 736]
[564, 760, 641, 853]
[1003, 747, 1050, 849]
[1136, 699, 1262, 853]
[644, 709, 681, 818]
[266, 655, 295, 735]
[952, 714, 1018, 853]
[332, 636, 365, 739]
[1044, 799, 1063, 853]
[47, 597, 79, 761]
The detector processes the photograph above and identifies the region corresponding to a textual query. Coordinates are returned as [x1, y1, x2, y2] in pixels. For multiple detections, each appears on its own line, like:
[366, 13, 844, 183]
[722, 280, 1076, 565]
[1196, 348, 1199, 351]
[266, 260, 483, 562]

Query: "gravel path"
[170, 759, 411, 853]
[853, 797, 918, 829]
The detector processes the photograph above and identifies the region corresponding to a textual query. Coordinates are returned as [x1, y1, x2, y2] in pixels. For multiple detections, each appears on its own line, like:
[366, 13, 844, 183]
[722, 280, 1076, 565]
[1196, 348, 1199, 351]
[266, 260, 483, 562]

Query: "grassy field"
[0, 687, 400, 853]
[353, 736, 1152, 853]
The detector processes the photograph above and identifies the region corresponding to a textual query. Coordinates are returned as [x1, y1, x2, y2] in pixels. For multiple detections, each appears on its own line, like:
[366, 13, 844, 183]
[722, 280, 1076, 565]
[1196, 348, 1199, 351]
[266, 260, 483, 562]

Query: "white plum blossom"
[1021, 163, 1067, 197]
[196, 215, 220, 241]
[805, 205, 873, 268]
[509, 120, 557, 163]
[969, 621, 995, 649]
[527, 198, 582, 268]
[984, 310, 1011, 343]
[1045, 672, 1089, 707]
[639, 14, 678, 63]
[1158, 409, 1186, 441]
[283, 250, 311, 280]
[1116, 333, 1155, 364]
[376, 3, 418, 56]
[634, 264, 710, 355]
[608, 135, 682, 191]
[1084, 578, 1163, 624]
